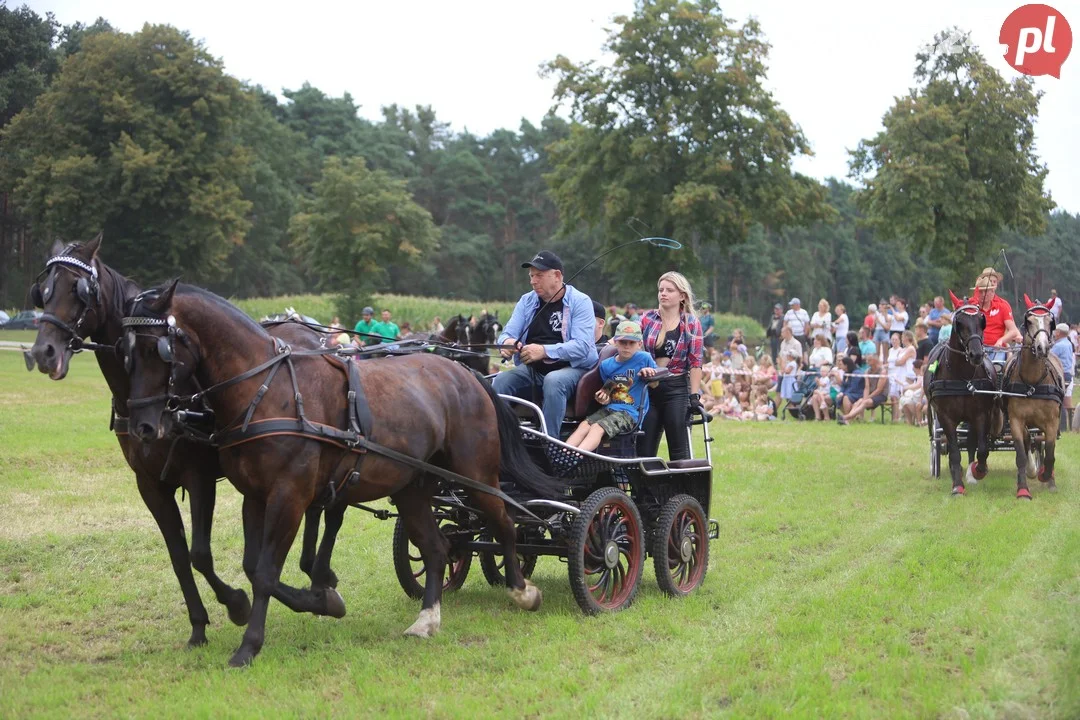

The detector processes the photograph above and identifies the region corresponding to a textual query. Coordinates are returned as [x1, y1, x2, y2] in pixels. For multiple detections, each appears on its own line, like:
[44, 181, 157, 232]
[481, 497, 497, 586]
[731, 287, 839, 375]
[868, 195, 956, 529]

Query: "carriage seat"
[568, 345, 620, 419]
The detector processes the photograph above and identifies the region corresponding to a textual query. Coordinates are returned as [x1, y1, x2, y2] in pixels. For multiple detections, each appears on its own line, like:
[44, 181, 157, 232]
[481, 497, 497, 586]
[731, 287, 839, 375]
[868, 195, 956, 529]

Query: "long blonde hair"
[658, 271, 697, 318]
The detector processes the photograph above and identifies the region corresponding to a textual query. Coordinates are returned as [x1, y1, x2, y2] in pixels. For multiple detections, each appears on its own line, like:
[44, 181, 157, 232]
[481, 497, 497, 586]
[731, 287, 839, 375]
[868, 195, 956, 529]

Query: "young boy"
[565, 321, 657, 453]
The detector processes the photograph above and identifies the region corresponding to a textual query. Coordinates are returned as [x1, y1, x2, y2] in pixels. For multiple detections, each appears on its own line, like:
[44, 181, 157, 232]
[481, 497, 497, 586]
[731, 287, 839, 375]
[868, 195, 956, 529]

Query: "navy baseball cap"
[522, 250, 563, 273]
[592, 300, 605, 320]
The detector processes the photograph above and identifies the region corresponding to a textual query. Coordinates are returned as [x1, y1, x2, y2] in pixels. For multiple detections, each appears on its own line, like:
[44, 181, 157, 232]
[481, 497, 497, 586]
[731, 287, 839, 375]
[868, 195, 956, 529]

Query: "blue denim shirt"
[1051, 337, 1075, 380]
[497, 284, 599, 369]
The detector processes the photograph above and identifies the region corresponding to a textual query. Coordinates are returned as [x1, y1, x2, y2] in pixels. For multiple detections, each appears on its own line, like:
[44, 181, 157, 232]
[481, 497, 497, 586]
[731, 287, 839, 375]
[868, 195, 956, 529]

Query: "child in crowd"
[564, 321, 657, 455]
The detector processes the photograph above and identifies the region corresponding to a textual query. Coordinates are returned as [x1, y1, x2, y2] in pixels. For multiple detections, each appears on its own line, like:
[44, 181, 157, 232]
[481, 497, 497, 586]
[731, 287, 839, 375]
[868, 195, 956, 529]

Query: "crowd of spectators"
[307, 281, 1077, 434]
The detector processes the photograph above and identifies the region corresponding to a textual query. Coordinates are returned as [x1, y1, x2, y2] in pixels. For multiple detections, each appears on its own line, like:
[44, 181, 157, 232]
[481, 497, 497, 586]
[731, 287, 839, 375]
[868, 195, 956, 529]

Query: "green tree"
[215, 86, 311, 298]
[849, 29, 1053, 284]
[290, 156, 439, 321]
[0, 2, 58, 127]
[543, 0, 829, 288]
[0, 24, 255, 284]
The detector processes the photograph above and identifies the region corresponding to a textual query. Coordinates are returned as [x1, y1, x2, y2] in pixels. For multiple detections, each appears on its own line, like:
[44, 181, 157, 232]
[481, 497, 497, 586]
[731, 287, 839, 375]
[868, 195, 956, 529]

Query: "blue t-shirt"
[1051, 337, 1075, 379]
[599, 351, 657, 422]
[858, 340, 876, 358]
[927, 307, 945, 344]
[843, 370, 866, 401]
[699, 314, 715, 340]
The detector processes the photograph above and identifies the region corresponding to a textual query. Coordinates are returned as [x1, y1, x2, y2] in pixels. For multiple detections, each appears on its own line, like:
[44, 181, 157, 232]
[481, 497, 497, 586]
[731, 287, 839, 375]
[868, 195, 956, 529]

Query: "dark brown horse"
[1002, 295, 1064, 498]
[122, 281, 562, 666]
[28, 236, 341, 649]
[924, 292, 997, 496]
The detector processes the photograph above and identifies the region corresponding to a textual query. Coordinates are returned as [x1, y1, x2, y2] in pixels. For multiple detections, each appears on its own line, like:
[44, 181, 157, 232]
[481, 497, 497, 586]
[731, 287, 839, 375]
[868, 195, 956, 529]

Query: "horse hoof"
[227, 647, 256, 668]
[966, 462, 985, 484]
[1037, 469, 1053, 484]
[951, 486, 966, 496]
[321, 587, 347, 619]
[508, 579, 543, 612]
[227, 590, 252, 626]
[1016, 488, 1032, 500]
[187, 628, 208, 648]
[403, 604, 441, 638]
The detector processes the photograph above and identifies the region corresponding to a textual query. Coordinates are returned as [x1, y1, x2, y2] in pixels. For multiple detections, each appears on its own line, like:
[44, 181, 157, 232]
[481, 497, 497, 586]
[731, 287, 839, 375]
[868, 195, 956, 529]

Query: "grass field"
[1, 350, 1078, 719]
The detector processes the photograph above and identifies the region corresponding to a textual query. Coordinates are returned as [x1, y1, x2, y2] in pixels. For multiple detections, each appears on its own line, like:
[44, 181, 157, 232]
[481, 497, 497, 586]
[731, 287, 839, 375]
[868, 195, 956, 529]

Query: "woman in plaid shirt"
[638, 271, 705, 460]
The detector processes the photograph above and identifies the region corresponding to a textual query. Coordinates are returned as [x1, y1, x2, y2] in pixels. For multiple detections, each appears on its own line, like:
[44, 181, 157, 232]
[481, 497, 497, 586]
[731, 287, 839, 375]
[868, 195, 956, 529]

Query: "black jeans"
[638, 373, 691, 460]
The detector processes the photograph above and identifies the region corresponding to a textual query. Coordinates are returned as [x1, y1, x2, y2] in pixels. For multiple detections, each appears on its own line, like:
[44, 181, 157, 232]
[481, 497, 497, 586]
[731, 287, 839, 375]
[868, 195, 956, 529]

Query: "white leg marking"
[403, 602, 441, 638]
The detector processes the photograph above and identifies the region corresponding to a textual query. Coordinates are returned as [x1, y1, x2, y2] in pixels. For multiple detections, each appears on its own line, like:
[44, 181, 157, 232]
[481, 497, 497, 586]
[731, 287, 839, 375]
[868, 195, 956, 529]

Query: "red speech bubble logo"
[1000, 4, 1072, 78]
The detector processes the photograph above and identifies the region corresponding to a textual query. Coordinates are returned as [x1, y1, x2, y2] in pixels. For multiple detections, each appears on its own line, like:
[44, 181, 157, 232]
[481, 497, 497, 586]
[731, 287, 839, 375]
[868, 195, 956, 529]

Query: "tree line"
[1, 1, 1073, 326]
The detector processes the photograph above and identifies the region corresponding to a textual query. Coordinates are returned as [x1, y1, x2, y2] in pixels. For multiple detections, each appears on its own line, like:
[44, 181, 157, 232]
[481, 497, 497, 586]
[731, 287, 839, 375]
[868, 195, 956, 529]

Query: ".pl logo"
[1000, 4, 1072, 78]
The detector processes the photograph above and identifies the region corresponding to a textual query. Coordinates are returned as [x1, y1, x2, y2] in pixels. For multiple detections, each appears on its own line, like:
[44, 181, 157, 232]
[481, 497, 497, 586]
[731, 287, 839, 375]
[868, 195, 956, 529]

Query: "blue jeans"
[493, 363, 589, 437]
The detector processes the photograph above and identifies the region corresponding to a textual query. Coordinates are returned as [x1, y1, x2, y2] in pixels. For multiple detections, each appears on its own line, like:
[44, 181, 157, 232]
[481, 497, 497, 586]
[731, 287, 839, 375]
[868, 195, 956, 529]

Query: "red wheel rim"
[665, 507, 706, 592]
[408, 541, 468, 591]
[582, 498, 641, 609]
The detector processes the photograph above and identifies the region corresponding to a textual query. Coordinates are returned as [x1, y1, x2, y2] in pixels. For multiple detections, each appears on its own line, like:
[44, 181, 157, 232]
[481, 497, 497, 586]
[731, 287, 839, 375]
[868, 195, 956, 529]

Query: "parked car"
[1, 310, 43, 330]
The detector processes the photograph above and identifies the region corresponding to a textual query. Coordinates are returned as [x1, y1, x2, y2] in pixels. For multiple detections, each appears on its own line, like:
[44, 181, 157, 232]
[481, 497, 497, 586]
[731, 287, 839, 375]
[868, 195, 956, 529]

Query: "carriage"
[928, 404, 1049, 479]
[385, 391, 717, 614]
[377, 342, 719, 615]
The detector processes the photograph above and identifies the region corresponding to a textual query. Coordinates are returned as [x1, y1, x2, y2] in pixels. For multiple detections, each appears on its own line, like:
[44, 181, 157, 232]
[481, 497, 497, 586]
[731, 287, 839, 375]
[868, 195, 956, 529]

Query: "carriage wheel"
[391, 517, 472, 600]
[479, 550, 538, 586]
[567, 487, 644, 615]
[652, 494, 709, 597]
[929, 411, 942, 478]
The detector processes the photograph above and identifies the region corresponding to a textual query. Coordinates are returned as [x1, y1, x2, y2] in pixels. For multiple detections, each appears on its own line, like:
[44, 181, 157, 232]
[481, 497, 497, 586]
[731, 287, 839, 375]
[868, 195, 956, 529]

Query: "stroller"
[783, 369, 820, 420]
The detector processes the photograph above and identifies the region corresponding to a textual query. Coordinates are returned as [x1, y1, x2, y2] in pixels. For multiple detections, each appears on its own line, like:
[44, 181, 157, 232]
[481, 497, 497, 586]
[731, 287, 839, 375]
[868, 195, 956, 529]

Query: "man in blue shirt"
[926, 296, 946, 345]
[1051, 323, 1075, 430]
[495, 250, 599, 436]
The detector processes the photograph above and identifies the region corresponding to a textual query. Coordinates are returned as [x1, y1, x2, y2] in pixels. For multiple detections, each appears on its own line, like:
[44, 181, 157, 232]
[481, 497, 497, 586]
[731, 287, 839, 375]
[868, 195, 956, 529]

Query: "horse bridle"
[946, 304, 986, 367]
[31, 254, 112, 354]
[1021, 304, 1054, 355]
[120, 311, 193, 411]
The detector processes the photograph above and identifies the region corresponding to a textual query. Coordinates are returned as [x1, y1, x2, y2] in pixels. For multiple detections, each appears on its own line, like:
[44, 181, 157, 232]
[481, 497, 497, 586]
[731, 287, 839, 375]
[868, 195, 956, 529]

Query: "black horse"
[28, 236, 344, 648]
[924, 292, 999, 495]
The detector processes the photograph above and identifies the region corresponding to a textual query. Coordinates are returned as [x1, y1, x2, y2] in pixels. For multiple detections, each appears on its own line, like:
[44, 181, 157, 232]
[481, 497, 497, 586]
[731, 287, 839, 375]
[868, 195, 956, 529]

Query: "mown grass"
[1, 351, 1078, 718]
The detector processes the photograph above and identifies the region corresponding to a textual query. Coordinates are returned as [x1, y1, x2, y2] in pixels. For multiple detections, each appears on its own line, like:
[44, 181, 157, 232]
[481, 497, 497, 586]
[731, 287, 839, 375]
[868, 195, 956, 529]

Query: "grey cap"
[362, 306, 374, 315]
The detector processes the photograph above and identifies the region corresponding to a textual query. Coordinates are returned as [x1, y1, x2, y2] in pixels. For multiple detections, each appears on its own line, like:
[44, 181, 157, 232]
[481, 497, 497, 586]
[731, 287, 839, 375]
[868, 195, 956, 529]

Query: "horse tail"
[469, 369, 566, 500]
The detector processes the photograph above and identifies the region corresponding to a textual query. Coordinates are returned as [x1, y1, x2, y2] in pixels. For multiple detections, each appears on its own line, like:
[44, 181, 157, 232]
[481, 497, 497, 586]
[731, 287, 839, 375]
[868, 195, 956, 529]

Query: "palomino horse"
[924, 292, 998, 496]
[122, 281, 562, 666]
[1001, 295, 1064, 498]
[28, 236, 344, 648]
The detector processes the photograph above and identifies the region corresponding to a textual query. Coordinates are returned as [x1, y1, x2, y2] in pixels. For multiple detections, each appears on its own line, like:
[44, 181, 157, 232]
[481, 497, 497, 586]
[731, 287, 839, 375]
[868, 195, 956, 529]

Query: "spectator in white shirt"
[779, 326, 803, 367]
[833, 304, 849, 353]
[810, 299, 833, 343]
[808, 334, 834, 369]
[1047, 289, 1062, 320]
[889, 299, 909, 339]
[783, 297, 811, 355]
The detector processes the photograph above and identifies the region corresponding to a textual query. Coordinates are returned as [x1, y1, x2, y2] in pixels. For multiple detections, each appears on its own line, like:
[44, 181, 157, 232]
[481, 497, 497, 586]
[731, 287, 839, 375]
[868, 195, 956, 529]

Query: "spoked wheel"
[568, 487, 644, 615]
[652, 494, 709, 597]
[929, 411, 942, 478]
[392, 517, 472, 600]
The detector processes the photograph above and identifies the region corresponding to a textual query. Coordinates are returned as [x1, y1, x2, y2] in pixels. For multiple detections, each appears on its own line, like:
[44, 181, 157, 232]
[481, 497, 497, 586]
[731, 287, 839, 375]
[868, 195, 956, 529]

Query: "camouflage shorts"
[586, 407, 636, 437]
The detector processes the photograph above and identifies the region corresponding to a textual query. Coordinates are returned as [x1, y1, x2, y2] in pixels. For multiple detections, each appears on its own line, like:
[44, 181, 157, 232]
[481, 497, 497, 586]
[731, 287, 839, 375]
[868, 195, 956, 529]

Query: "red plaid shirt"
[640, 310, 704, 374]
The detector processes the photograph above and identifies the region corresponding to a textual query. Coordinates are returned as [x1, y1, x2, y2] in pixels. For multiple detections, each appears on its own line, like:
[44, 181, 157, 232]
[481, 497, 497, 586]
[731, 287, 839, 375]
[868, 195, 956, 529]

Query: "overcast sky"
[28, 0, 1080, 213]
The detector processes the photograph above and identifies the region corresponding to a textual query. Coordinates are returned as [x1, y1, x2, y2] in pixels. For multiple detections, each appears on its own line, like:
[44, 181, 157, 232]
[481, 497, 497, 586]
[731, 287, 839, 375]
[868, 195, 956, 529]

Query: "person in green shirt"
[353, 306, 377, 346]
[372, 309, 401, 344]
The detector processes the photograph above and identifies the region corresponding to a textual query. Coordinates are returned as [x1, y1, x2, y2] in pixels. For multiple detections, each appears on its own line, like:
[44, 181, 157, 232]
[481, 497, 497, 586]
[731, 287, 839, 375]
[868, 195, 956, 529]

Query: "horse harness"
[925, 304, 996, 401]
[120, 310, 541, 519]
[999, 303, 1065, 405]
